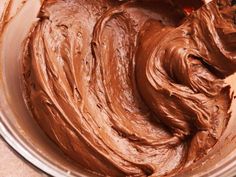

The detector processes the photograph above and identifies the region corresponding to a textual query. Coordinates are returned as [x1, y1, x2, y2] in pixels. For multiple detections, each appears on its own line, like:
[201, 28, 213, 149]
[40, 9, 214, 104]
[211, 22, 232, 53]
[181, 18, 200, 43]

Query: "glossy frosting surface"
[21, 0, 236, 176]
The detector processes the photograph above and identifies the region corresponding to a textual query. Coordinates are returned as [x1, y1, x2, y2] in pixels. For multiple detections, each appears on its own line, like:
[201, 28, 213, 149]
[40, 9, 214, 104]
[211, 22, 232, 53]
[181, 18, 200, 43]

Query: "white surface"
[0, 137, 46, 177]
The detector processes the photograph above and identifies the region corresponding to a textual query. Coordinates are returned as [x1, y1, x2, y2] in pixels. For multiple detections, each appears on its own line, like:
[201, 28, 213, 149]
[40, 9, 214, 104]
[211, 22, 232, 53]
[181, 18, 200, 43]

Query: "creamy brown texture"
[21, 0, 236, 176]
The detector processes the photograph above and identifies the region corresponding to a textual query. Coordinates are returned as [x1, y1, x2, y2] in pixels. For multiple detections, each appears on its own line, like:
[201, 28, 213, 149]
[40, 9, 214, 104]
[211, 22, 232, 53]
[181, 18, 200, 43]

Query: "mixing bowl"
[0, 0, 236, 176]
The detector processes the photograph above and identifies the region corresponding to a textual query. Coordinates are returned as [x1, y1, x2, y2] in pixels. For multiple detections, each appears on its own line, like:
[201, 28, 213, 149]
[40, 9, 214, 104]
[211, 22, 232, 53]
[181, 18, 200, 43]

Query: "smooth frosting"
[21, 0, 236, 176]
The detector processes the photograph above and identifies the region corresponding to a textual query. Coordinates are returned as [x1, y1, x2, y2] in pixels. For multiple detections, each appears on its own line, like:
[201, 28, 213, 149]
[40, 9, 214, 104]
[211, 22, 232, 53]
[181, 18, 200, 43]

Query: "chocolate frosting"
[22, 0, 236, 176]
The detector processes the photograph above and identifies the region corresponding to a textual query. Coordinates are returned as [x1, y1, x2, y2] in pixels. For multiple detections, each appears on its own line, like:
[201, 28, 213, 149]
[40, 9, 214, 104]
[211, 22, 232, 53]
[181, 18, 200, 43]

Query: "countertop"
[0, 136, 47, 177]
